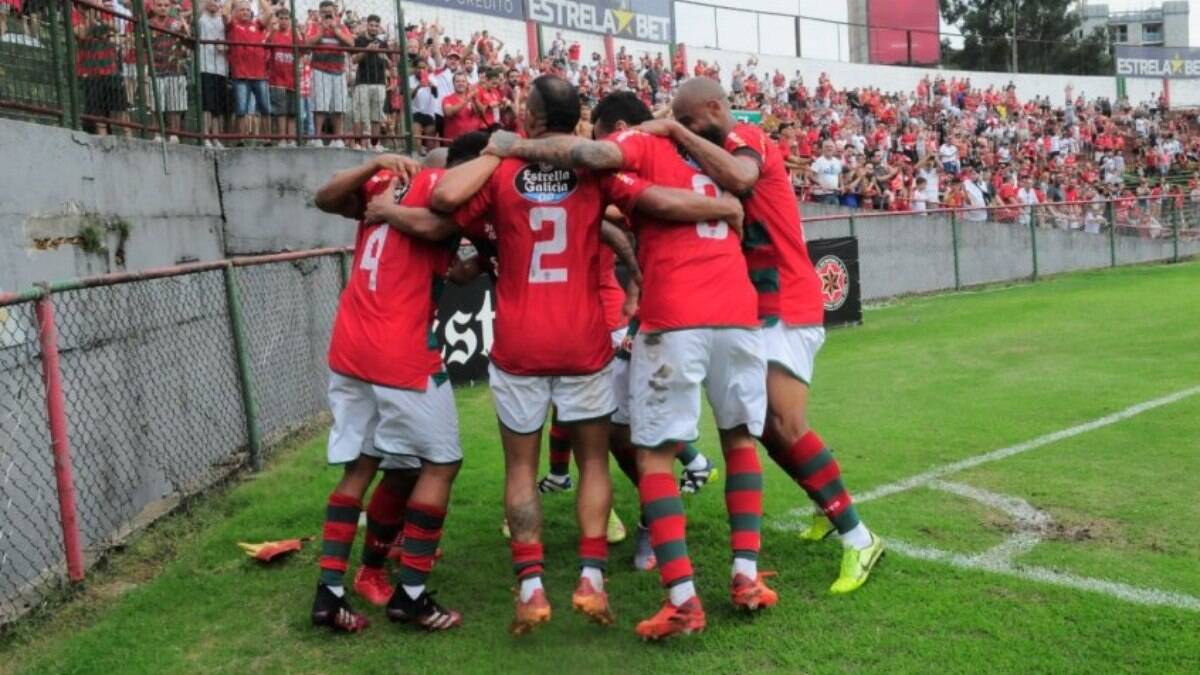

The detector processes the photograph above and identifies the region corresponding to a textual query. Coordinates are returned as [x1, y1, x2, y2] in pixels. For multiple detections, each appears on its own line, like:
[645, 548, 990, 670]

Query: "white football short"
[488, 361, 616, 435]
[610, 326, 632, 426]
[629, 327, 767, 448]
[326, 371, 461, 468]
[763, 323, 826, 385]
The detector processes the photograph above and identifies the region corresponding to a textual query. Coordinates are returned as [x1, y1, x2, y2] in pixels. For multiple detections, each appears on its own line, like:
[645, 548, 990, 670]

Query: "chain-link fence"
[804, 195, 1200, 300]
[0, 249, 346, 626]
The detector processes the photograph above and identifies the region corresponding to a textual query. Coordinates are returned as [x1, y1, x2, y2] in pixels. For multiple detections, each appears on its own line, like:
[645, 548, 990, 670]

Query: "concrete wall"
[0, 120, 225, 292]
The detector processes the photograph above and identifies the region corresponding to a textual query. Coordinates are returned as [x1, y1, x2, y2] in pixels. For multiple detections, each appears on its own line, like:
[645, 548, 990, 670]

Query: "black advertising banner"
[435, 275, 494, 384]
[527, 0, 673, 43]
[808, 236, 863, 328]
[407, 0, 526, 22]
[1115, 46, 1200, 80]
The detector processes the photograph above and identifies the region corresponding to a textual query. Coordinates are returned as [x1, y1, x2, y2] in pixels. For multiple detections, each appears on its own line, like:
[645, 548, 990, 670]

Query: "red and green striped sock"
[676, 442, 701, 467]
[398, 501, 446, 588]
[639, 472, 693, 589]
[511, 540, 544, 582]
[361, 480, 408, 569]
[548, 421, 572, 477]
[724, 445, 763, 563]
[579, 535, 608, 573]
[318, 492, 361, 588]
[770, 430, 861, 534]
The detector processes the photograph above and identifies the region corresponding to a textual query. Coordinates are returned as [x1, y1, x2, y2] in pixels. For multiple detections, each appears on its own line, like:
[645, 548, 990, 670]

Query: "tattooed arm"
[485, 130, 624, 171]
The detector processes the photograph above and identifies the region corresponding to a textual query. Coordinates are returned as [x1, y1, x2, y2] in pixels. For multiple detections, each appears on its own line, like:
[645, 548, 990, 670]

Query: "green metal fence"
[0, 0, 415, 150]
[0, 248, 347, 626]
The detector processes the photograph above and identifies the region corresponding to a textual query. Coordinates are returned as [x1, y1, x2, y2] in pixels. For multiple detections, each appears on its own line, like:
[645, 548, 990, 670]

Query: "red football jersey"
[328, 169, 452, 390]
[612, 130, 758, 333]
[724, 123, 824, 326]
[597, 244, 627, 331]
[454, 159, 647, 376]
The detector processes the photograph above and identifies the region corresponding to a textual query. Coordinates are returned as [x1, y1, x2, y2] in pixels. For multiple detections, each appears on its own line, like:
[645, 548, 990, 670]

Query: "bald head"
[672, 77, 733, 146]
[673, 77, 727, 115]
[423, 147, 449, 169]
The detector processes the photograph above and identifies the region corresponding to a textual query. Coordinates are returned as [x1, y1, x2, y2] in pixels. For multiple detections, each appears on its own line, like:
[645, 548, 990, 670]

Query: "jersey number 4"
[359, 225, 388, 292]
[529, 206, 567, 284]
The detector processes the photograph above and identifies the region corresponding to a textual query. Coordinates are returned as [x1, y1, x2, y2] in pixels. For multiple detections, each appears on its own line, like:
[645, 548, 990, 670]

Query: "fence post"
[131, 0, 151, 136]
[951, 210, 961, 290]
[394, 0, 414, 155]
[289, 0, 304, 147]
[339, 250, 352, 288]
[1107, 200, 1117, 268]
[1029, 216, 1038, 281]
[848, 214, 856, 238]
[1173, 208, 1180, 263]
[61, 0, 82, 129]
[47, 0, 70, 128]
[189, 3, 204, 144]
[34, 288, 86, 583]
[222, 264, 263, 471]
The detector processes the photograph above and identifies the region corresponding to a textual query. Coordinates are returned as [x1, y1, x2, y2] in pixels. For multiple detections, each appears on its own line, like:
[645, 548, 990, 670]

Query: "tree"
[940, 0, 1113, 76]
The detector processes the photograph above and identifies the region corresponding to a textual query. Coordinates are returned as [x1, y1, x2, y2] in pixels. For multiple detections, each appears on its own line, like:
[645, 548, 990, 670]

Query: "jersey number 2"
[359, 225, 388, 292]
[529, 207, 567, 283]
[693, 175, 729, 240]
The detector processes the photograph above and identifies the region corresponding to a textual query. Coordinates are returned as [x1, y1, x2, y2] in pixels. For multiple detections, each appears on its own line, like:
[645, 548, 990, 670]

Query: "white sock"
[668, 580, 697, 606]
[548, 472, 570, 482]
[519, 576, 544, 602]
[402, 584, 424, 600]
[684, 454, 709, 472]
[732, 557, 757, 580]
[326, 584, 345, 598]
[841, 523, 873, 550]
[580, 566, 604, 591]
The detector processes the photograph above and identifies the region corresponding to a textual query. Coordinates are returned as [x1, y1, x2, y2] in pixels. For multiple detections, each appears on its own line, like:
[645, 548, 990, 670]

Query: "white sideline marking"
[886, 539, 1200, 613]
[770, 385, 1200, 612]
[777, 384, 1200, 524]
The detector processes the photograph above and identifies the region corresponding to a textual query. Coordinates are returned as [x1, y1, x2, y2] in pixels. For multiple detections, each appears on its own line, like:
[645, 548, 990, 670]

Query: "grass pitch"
[3, 261, 1199, 674]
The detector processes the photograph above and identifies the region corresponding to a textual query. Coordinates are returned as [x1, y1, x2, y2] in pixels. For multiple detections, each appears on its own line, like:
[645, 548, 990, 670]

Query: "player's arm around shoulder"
[639, 119, 760, 197]
[363, 178, 461, 242]
[314, 155, 422, 220]
[429, 154, 502, 213]
[484, 130, 624, 171]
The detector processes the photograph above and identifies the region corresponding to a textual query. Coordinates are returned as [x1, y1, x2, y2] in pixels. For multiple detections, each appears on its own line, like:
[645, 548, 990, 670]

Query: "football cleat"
[353, 566, 394, 606]
[633, 525, 656, 571]
[607, 509, 627, 544]
[731, 571, 779, 611]
[501, 519, 511, 539]
[311, 584, 370, 633]
[386, 588, 462, 631]
[679, 461, 718, 495]
[635, 596, 706, 641]
[798, 515, 837, 542]
[537, 474, 574, 494]
[510, 588, 552, 636]
[571, 577, 614, 625]
[830, 533, 885, 594]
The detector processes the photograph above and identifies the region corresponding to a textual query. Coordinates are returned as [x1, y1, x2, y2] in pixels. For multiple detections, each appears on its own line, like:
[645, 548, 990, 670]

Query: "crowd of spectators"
[9, 0, 1200, 232]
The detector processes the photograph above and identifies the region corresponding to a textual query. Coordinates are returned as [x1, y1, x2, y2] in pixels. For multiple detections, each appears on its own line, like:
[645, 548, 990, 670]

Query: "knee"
[767, 412, 810, 451]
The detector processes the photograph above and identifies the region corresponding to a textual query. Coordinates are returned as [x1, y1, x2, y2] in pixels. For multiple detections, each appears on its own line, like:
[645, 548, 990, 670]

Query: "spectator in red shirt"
[473, 68, 505, 131]
[225, 0, 271, 140]
[148, 0, 190, 142]
[441, 72, 483, 141]
[72, 1, 128, 136]
[266, 7, 297, 145]
[304, 0, 353, 146]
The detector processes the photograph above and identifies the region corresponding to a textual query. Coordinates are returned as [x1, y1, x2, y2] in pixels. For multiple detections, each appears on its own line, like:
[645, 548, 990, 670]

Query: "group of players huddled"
[308, 73, 884, 640]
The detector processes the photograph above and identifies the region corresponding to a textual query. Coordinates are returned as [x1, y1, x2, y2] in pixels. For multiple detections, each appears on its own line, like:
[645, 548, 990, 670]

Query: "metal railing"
[0, 0, 419, 150]
[0, 247, 350, 625]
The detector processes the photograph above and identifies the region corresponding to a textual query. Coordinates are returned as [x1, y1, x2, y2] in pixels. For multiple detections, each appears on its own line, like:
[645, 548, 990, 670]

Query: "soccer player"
[307, 135, 488, 634]
[643, 77, 884, 593]
[486, 90, 775, 640]
[388, 76, 744, 636]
